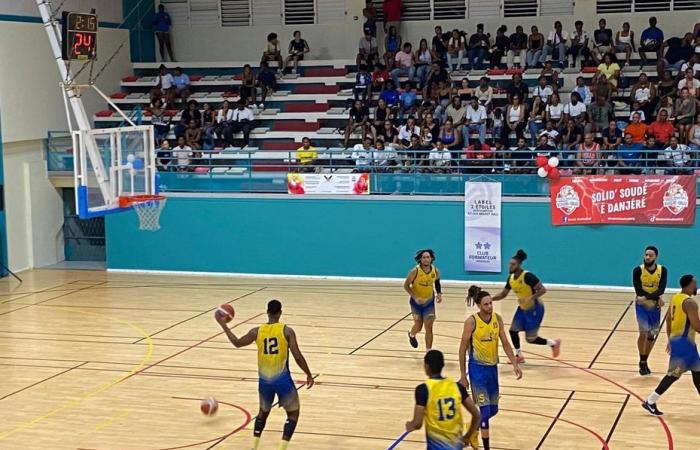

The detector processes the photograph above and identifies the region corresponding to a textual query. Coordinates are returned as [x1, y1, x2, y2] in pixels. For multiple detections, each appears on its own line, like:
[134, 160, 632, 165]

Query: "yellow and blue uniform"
[415, 377, 468, 450]
[506, 270, 545, 337]
[410, 265, 438, 321]
[468, 312, 501, 429]
[256, 323, 299, 411]
[633, 264, 667, 334]
[667, 293, 700, 377]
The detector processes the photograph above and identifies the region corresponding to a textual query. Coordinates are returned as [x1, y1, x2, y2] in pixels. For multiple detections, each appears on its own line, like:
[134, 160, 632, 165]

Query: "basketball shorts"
[635, 302, 661, 334]
[409, 297, 436, 322]
[259, 372, 299, 412]
[426, 436, 463, 450]
[468, 363, 499, 427]
[667, 339, 700, 377]
[510, 299, 544, 338]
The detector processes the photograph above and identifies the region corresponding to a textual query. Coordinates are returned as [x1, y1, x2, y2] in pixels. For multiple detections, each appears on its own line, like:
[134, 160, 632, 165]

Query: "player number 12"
[263, 337, 279, 355]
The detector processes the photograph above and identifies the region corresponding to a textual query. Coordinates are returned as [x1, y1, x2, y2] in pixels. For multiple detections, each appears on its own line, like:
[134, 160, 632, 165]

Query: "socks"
[252, 437, 261, 450]
[546, 339, 557, 346]
[482, 437, 490, 450]
[509, 330, 521, 351]
[529, 337, 548, 345]
[515, 348, 522, 356]
[409, 332, 415, 338]
[640, 354, 648, 363]
[647, 391, 660, 404]
[277, 441, 289, 450]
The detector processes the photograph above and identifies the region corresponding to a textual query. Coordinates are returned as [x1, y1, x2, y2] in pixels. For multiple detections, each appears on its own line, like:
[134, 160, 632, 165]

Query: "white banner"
[464, 182, 502, 272]
[287, 173, 370, 195]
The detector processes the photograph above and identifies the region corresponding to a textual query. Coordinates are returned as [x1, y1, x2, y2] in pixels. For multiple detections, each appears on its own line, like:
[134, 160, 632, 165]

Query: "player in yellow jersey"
[460, 286, 522, 450]
[405, 349, 481, 449]
[642, 274, 700, 416]
[216, 300, 314, 450]
[632, 245, 668, 376]
[404, 249, 443, 351]
[490, 249, 561, 364]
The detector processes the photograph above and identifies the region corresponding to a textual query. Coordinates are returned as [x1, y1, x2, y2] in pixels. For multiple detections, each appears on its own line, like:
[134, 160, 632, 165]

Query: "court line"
[588, 301, 633, 368]
[0, 280, 94, 303]
[534, 390, 575, 449]
[604, 394, 630, 447]
[0, 282, 107, 316]
[0, 361, 87, 401]
[349, 312, 412, 355]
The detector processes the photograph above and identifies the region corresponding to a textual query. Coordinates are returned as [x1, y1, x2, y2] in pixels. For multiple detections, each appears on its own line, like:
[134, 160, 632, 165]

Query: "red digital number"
[72, 33, 83, 56]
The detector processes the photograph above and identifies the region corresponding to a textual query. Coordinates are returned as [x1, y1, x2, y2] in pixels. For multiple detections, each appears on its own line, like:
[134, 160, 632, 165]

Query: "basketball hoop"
[118, 195, 167, 231]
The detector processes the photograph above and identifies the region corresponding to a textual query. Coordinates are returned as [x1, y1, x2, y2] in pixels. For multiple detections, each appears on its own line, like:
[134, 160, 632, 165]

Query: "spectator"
[239, 64, 257, 104]
[528, 96, 546, 146]
[510, 137, 533, 172]
[172, 136, 193, 171]
[507, 25, 528, 69]
[593, 53, 621, 96]
[678, 68, 700, 96]
[352, 137, 374, 172]
[422, 112, 440, 144]
[151, 64, 175, 108]
[527, 26, 545, 68]
[642, 135, 661, 171]
[432, 80, 452, 122]
[602, 120, 623, 165]
[490, 108, 504, 144]
[568, 21, 590, 68]
[380, 79, 400, 110]
[445, 96, 466, 128]
[362, 0, 377, 37]
[629, 101, 647, 123]
[573, 76, 593, 106]
[296, 137, 318, 172]
[149, 98, 171, 143]
[464, 97, 488, 147]
[675, 87, 697, 144]
[373, 139, 399, 171]
[540, 60, 560, 86]
[546, 93, 564, 130]
[592, 18, 613, 65]
[468, 24, 491, 70]
[539, 120, 560, 148]
[625, 112, 649, 143]
[372, 98, 392, 131]
[534, 134, 556, 157]
[213, 100, 233, 147]
[354, 64, 372, 102]
[398, 116, 421, 148]
[577, 133, 601, 174]
[615, 22, 635, 66]
[228, 100, 254, 148]
[414, 38, 433, 88]
[618, 133, 644, 174]
[630, 73, 656, 123]
[561, 118, 583, 165]
[261, 33, 284, 73]
[152, 4, 174, 62]
[423, 62, 450, 98]
[284, 31, 310, 74]
[344, 100, 370, 148]
[656, 70, 677, 105]
[680, 52, 700, 76]
[374, 119, 398, 144]
[156, 139, 173, 172]
[587, 94, 615, 134]
[507, 73, 529, 102]
[658, 94, 675, 121]
[399, 82, 418, 119]
[382, 0, 403, 34]
[428, 139, 452, 173]
[201, 103, 215, 149]
[371, 63, 390, 93]
[457, 78, 473, 102]
[439, 118, 461, 162]
[431, 26, 449, 65]
[490, 26, 510, 69]
[257, 62, 277, 108]
[648, 109, 675, 147]
[384, 26, 402, 69]
[541, 21, 568, 68]
[178, 100, 202, 137]
[358, 29, 379, 69]
[658, 32, 694, 73]
[639, 17, 664, 66]
[663, 136, 691, 173]
[185, 119, 202, 150]
[172, 67, 191, 105]
[391, 42, 414, 87]
[564, 92, 587, 128]
[501, 95, 526, 146]
[403, 133, 426, 170]
[447, 29, 467, 72]
[532, 75, 554, 103]
[474, 77, 493, 109]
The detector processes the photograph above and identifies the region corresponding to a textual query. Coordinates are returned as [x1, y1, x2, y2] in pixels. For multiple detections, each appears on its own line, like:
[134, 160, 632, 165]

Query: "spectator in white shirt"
[172, 136, 193, 171]
[398, 116, 421, 148]
[573, 76, 593, 106]
[225, 100, 254, 148]
[541, 21, 568, 67]
[352, 138, 374, 172]
[428, 139, 452, 173]
[373, 139, 398, 171]
[172, 67, 191, 104]
[567, 21, 590, 68]
[677, 67, 700, 95]
[664, 136, 691, 173]
[212, 100, 234, 147]
[680, 53, 700, 76]
[564, 92, 587, 127]
[151, 64, 175, 107]
[532, 76, 554, 103]
[463, 97, 487, 147]
[538, 120, 560, 147]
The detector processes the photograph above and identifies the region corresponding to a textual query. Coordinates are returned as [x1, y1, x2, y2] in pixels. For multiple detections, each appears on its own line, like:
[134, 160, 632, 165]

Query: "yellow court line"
[0, 306, 154, 441]
[92, 410, 131, 433]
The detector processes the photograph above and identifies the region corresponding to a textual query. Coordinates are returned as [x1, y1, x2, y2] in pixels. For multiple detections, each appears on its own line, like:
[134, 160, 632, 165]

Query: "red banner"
[550, 175, 696, 225]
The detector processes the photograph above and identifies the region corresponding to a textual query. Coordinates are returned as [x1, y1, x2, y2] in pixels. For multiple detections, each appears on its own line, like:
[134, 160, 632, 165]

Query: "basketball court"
[0, 270, 694, 449]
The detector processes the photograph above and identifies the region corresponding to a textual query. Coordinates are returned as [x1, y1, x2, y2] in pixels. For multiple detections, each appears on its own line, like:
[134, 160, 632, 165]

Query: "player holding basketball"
[460, 286, 522, 450]
[489, 249, 561, 363]
[405, 349, 481, 450]
[404, 249, 443, 351]
[642, 274, 700, 416]
[216, 299, 314, 450]
[632, 245, 668, 376]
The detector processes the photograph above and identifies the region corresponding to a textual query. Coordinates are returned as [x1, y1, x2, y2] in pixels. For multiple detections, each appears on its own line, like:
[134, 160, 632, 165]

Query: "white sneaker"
[258, 103, 265, 109]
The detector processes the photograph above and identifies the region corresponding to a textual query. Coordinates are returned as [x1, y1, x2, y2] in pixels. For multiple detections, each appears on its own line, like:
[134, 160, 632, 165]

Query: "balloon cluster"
[536, 156, 560, 181]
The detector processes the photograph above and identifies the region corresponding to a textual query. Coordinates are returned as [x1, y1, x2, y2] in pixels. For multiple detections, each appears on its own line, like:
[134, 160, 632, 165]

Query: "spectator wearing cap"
[152, 4, 174, 62]
[507, 25, 528, 69]
[358, 29, 379, 69]
[468, 24, 490, 70]
[541, 21, 568, 67]
[638, 17, 664, 66]
[284, 31, 310, 75]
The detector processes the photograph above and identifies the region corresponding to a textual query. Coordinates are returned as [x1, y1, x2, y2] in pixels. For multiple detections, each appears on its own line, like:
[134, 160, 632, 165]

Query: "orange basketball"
[215, 304, 235, 323]
[200, 397, 218, 416]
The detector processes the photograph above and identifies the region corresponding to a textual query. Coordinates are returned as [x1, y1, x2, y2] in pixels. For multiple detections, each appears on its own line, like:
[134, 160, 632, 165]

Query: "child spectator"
[354, 65, 372, 102]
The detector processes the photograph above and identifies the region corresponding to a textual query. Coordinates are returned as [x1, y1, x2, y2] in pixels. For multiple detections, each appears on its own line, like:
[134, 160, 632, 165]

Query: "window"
[597, 0, 693, 12]
[252, 0, 282, 25]
[317, 0, 346, 24]
[503, 0, 538, 17]
[675, 0, 700, 9]
[402, 0, 431, 20]
[434, 0, 467, 19]
[220, 0, 250, 26]
[284, 0, 315, 25]
[596, 0, 631, 13]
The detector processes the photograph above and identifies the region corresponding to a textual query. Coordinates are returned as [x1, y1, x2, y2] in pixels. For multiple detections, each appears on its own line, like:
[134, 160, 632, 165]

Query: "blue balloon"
[132, 158, 145, 170]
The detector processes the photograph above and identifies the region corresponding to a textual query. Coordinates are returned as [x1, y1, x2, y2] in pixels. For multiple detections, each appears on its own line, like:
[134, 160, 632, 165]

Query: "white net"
[132, 197, 167, 231]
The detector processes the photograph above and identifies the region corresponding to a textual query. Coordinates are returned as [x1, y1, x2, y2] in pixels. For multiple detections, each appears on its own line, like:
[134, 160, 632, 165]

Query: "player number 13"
[437, 397, 456, 421]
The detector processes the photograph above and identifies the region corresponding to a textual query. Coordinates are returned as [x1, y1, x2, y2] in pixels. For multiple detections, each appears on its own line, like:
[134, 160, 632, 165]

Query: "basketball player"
[633, 245, 668, 376]
[460, 286, 523, 450]
[490, 249, 561, 363]
[404, 249, 443, 351]
[642, 274, 700, 416]
[405, 349, 481, 449]
[216, 299, 314, 450]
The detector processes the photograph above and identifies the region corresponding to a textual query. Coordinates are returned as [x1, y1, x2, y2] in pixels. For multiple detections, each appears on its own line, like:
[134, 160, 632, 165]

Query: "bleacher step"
[260, 108, 280, 116]
[318, 127, 337, 135]
[282, 73, 299, 79]
[272, 90, 291, 97]
[251, 127, 270, 135]
[328, 107, 346, 115]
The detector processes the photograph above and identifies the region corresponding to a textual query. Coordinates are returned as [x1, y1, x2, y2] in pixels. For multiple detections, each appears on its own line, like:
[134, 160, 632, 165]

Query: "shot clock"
[61, 11, 98, 61]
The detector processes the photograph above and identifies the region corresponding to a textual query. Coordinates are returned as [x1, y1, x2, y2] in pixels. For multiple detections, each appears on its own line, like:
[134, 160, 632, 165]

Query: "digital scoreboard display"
[61, 12, 98, 61]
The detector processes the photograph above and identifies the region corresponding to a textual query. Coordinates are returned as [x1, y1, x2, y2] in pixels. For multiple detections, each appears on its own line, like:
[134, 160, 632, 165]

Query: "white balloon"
[537, 167, 548, 178]
[548, 156, 559, 168]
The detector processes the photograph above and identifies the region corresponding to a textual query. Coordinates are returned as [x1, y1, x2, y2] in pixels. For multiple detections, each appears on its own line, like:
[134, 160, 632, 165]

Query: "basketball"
[215, 303, 235, 323]
[200, 397, 218, 416]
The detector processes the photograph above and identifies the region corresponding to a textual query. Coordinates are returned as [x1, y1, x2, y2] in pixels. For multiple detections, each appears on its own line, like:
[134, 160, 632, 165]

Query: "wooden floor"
[0, 270, 695, 450]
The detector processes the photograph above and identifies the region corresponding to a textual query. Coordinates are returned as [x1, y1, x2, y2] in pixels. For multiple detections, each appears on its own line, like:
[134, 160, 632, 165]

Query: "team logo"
[555, 185, 580, 215]
[662, 183, 689, 215]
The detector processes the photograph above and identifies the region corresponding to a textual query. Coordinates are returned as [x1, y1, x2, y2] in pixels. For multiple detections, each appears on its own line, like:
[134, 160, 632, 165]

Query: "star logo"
[475, 242, 482, 249]
[483, 242, 491, 250]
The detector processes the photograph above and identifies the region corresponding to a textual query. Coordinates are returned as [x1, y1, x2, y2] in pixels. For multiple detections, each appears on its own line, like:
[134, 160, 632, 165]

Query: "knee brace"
[479, 405, 498, 429]
[253, 415, 268, 437]
[282, 419, 298, 439]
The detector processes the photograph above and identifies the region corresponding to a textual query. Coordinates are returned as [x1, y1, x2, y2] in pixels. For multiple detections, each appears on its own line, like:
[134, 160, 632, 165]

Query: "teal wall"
[123, 0, 156, 62]
[106, 197, 700, 287]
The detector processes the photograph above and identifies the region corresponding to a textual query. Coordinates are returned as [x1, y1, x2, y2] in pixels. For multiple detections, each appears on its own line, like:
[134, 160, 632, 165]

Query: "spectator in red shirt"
[372, 63, 390, 93]
[647, 109, 675, 147]
[383, 0, 403, 34]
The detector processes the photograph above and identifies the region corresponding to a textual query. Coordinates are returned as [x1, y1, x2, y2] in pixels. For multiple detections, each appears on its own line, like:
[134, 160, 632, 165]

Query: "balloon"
[544, 164, 553, 173]
[536, 155, 547, 167]
[549, 167, 561, 180]
[537, 167, 548, 178]
[132, 158, 145, 170]
[548, 156, 559, 168]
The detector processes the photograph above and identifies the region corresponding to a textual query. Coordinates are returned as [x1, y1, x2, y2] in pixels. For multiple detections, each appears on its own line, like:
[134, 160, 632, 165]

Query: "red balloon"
[536, 156, 547, 167]
[549, 167, 561, 180]
[544, 163, 553, 173]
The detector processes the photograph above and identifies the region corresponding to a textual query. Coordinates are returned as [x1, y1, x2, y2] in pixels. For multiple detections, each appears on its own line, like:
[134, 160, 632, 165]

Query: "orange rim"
[118, 195, 166, 208]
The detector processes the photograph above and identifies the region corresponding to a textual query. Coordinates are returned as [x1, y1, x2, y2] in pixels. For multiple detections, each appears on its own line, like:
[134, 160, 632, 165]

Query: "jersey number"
[670, 305, 676, 322]
[263, 337, 279, 355]
[437, 397, 456, 421]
